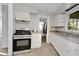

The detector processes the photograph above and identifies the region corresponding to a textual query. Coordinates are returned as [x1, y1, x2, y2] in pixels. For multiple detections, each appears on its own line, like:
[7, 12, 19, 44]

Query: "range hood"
[16, 19, 29, 22]
[15, 18, 30, 22]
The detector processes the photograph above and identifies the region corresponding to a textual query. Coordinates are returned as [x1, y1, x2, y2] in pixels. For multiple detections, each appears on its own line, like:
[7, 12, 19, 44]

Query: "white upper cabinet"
[54, 14, 66, 26]
[15, 11, 30, 21]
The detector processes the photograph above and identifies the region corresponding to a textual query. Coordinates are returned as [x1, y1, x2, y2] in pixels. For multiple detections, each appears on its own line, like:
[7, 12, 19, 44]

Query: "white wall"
[0, 20, 2, 34]
[30, 13, 39, 31]
[0, 4, 2, 48]
[8, 3, 14, 56]
[0, 5, 2, 35]
[2, 5, 8, 48]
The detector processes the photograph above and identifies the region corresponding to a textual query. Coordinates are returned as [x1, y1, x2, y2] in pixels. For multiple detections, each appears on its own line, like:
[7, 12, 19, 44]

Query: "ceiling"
[14, 3, 64, 13]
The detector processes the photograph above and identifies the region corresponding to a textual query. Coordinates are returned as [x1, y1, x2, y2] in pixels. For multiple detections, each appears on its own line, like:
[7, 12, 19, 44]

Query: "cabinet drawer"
[74, 49, 79, 55]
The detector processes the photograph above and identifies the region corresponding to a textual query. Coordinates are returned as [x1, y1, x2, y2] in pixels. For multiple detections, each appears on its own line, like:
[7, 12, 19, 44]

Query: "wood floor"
[15, 43, 58, 56]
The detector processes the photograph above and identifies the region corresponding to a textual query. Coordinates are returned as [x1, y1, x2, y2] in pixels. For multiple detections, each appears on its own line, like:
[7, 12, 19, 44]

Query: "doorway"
[39, 16, 48, 43]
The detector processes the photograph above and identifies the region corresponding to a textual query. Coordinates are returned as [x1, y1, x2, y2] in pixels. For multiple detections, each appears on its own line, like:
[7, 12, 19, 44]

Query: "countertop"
[51, 29, 79, 35]
[50, 31, 79, 44]
[31, 32, 41, 34]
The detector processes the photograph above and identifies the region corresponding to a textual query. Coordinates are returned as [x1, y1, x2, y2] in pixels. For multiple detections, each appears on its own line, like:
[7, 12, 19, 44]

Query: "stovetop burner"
[14, 30, 31, 35]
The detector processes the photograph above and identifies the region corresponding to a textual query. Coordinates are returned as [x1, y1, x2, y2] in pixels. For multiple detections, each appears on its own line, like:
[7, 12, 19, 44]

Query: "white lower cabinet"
[31, 33, 41, 49]
[50, 33, 79, 56]
[74, 47, 79, 55]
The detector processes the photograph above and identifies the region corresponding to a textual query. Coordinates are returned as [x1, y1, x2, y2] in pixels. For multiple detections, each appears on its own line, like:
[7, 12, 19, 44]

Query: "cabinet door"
[67, 41, 79, 56]
[54, 36, 66, 55]
[74, 45, 79, 56]
[31, 34, 41, 49]
[15, 11, 25, 20]
[49, 33, 53, 43]
[15, 11, 30, 21]
[50, 33, 57, 45]
[54, 14, 66, 26]
[50, 33, 79, 56]
[62, 39, 79, 56]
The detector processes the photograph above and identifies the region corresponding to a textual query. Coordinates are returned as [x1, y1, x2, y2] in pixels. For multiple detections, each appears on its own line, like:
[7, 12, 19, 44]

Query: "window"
[68, 11, 79, 30]
[68, 18, 79, 30]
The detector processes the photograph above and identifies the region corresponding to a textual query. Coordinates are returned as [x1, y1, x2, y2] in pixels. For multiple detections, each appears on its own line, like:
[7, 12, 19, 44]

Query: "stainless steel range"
[13, 30, 31, 52]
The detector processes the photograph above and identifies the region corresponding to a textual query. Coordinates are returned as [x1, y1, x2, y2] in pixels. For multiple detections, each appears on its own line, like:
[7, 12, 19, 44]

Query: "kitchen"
[0, 3, 53, 55]
[13, 3, 52, 55]
[0, 3, 79, 56]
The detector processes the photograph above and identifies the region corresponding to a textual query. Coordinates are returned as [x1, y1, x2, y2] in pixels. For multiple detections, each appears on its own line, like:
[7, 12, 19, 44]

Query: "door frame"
[38, 15, 49, 43]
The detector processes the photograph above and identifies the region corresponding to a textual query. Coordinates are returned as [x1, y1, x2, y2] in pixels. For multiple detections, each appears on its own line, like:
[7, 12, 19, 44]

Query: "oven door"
[13, 39, 31, 52]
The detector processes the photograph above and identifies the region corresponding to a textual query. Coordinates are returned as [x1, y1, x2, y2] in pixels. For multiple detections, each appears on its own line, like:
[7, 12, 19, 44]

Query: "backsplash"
[16, 21, 31, 30]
